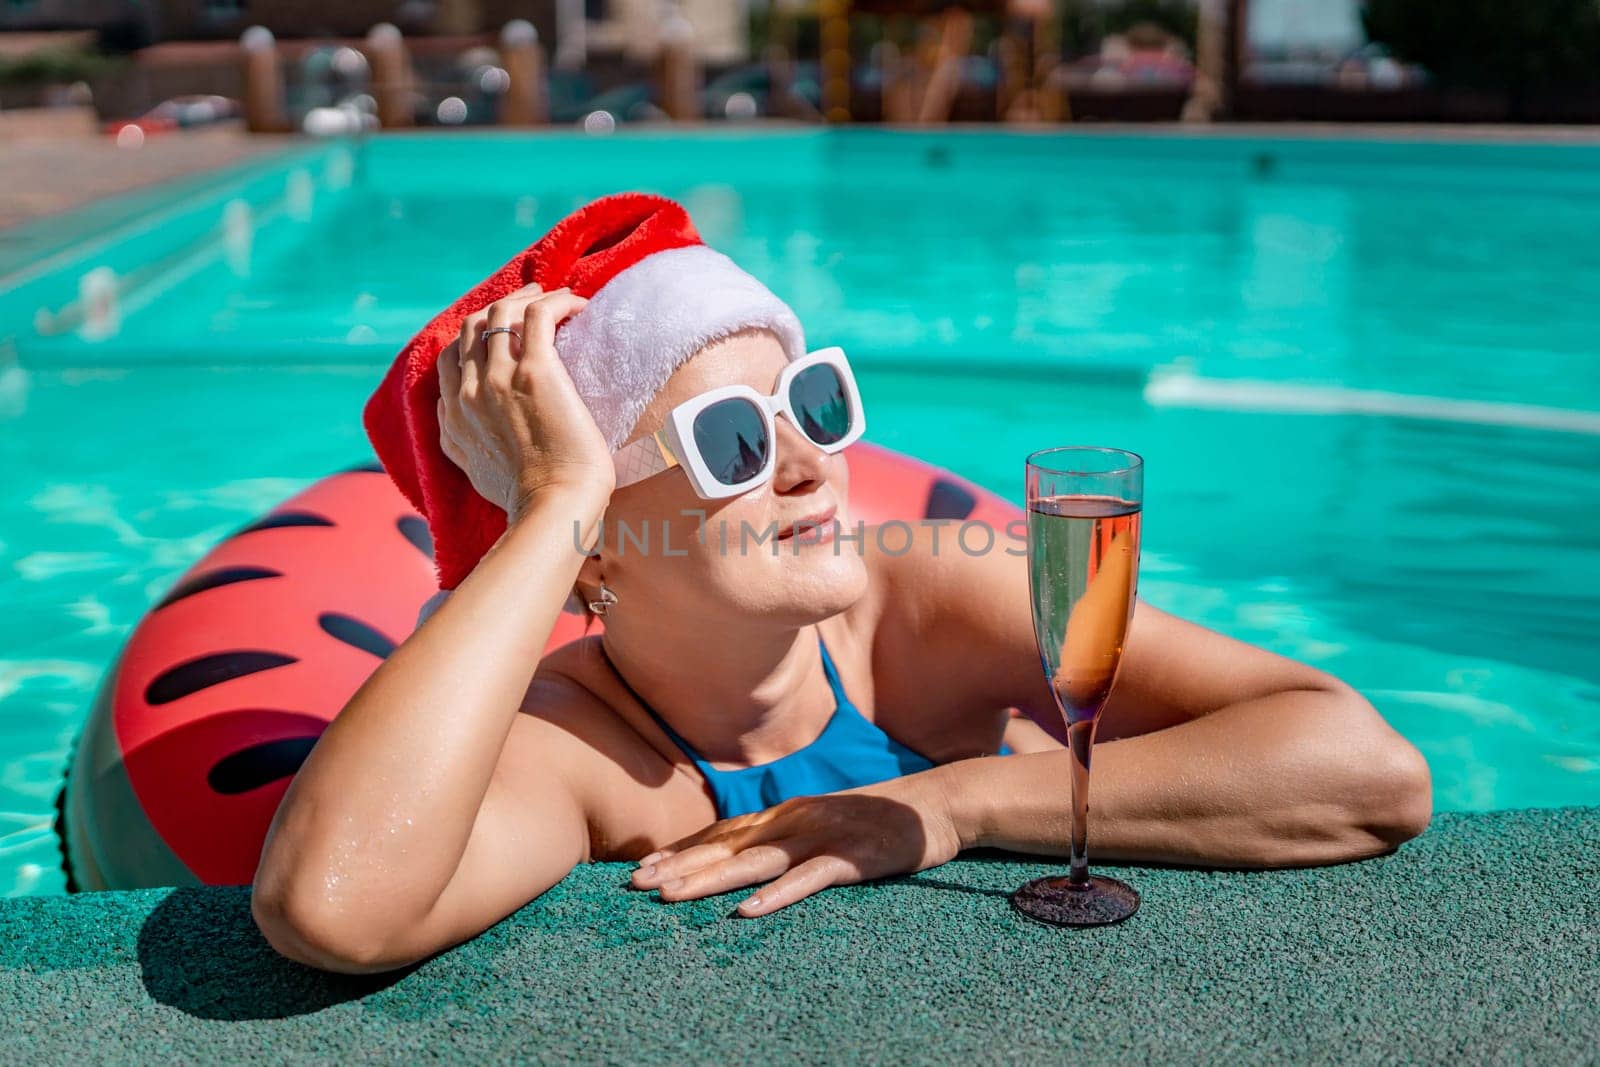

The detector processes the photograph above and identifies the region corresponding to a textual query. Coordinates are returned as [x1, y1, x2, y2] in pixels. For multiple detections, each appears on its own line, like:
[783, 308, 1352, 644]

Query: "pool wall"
[1, 145, 336, 356]
[3, 806, 1596, 1061]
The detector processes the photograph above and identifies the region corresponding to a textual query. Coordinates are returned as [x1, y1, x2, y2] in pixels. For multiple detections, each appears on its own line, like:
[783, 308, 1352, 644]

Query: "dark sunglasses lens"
[692, 398, 770, 486]
[790, 364, 853, 446]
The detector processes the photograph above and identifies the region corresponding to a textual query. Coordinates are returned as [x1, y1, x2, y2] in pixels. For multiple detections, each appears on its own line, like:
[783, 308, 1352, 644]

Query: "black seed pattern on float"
[144, 651, 298, 705]
[318, 613, 398, 659]
[924, 478, 977, 521]
[235, 510, 336, 535]
[153, 566, 282, 610]
[207, 733, 323, 795]
[396, 514, 433, 557]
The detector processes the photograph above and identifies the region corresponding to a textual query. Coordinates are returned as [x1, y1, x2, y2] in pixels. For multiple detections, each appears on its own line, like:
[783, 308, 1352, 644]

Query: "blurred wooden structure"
[769, 0, 1062, 124]
[498, 19, 549, 125]
[240, 26, 289, 133]
[657, 8, 703, 120]
[1183, 0, 1244, 122]
[993, 0, 1061, 122]
[236, 19, 552, 132]
[365, 23, 414, 128]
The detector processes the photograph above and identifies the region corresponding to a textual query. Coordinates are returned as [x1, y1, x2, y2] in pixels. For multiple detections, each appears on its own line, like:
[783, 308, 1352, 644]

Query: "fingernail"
[739, 896, 762, 914]
[637, 864, 656, 879]
[639, 851, 662, 866]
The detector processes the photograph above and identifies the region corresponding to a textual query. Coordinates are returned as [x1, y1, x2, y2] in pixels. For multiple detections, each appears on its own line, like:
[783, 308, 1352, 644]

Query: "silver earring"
[588, 580, 618, 616]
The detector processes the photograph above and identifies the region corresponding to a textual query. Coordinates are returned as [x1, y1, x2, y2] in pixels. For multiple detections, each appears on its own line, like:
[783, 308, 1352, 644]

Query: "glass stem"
[1066, 717, 1097, 886]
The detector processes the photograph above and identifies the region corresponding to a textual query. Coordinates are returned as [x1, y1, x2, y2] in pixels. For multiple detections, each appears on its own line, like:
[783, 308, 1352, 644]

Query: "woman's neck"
[598, 614, 838, 770]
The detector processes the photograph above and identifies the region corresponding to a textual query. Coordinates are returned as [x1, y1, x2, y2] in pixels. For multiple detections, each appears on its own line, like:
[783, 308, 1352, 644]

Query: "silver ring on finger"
[482, 326, 520, 341]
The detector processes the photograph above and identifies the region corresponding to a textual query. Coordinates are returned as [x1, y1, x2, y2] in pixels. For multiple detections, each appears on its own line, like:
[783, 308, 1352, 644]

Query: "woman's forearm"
[944, 688, 1433, 868]
[254, 486, 606, 925]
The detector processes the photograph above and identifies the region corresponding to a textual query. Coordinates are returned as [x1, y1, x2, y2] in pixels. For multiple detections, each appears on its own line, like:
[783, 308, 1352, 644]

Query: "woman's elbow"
[1355, 730, 1434, 852]
[1326, 687, 1433, 859]
[1266, 687, 1433, 867]
[251, 883, 403, 975]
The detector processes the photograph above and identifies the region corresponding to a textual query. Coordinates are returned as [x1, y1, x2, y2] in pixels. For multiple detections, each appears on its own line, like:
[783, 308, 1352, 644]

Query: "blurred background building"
[1, 0, 1598, 137]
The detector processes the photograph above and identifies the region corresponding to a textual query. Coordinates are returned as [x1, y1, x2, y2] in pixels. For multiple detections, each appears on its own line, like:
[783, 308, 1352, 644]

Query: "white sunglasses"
[611, 346, 867, 500]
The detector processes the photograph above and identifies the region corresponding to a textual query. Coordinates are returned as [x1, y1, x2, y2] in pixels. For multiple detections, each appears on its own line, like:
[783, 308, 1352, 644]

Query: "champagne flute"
[1011, 446, 1143, 928]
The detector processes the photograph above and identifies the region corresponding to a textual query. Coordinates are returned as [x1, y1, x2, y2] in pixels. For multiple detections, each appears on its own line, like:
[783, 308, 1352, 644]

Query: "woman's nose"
[770, 416, 828, 493]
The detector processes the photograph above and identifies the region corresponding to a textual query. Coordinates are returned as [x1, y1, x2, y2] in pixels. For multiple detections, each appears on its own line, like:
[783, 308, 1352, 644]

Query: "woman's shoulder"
[843, 520, 1038, 758]
[524, 636, 718, 795]
[411, 594, 656, 771]
[855, 516, 1036, 710]
[857, 516, 1022, 643]
[523, 636, 647, 738]
[512, 637, 720, 857]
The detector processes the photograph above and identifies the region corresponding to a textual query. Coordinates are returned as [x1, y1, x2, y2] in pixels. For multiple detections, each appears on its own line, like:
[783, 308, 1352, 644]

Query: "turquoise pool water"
[3, 130, 1597, 896]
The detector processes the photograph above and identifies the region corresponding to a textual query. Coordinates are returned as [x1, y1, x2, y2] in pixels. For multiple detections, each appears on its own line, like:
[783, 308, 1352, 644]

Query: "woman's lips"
[777, 506, 838, 544]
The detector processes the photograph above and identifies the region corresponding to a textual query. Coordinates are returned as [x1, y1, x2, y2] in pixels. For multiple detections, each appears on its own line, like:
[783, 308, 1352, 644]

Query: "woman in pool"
[251, 193, 1432, 975]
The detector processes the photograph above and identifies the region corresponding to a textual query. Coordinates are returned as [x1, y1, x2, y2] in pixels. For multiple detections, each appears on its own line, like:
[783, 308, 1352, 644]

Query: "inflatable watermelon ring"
[54, 440, 1022, 891]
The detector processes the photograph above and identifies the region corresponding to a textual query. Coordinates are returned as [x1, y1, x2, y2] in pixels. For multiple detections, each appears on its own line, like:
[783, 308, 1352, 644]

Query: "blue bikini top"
[626, 630, 1015, 820]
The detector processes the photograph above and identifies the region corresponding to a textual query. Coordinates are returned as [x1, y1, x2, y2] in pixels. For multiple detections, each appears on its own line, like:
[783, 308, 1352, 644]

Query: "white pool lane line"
[29, 189, 296, 341]
[1142, 367, 1600, 437]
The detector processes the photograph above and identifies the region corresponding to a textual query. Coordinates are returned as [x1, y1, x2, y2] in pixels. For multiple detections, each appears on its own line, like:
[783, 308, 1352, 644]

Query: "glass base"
[1010, 873, 1140, 928]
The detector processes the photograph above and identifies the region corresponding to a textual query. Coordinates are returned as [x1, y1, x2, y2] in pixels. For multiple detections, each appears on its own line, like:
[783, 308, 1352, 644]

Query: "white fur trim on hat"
[552, 244, 807, 452]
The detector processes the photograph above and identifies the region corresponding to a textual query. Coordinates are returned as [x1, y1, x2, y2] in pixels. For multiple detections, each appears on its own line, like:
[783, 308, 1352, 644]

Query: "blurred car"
[1247, 43, 1427, 90]
[555, 61, 827, 128]
[577, 81, 666, 125]
[1060, 24, 1196, 91]
[701, 61, 823, 119]
[548, 69, 598, 124]
[104, 94, 241, 139]
[1333, 42, 1428, 90]
[302, 94, 381, 137]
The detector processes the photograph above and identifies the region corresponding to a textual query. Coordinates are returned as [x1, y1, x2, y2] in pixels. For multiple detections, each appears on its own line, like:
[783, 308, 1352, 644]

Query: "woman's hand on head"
[436, 283, 615, 524]
[627, 770, 965, 918]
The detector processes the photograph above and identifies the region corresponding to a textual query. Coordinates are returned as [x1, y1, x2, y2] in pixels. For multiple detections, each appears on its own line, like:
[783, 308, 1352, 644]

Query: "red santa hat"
[363, 191, 807, 592]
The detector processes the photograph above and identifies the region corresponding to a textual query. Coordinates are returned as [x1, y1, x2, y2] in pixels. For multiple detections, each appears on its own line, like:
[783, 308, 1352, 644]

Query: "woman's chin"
[782, 551, 870, 618]
[713, 548, 867, 624]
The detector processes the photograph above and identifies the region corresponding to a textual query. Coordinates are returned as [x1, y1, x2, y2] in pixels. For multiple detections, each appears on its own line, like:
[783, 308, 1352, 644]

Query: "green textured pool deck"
[5, 808, 1596, 1064]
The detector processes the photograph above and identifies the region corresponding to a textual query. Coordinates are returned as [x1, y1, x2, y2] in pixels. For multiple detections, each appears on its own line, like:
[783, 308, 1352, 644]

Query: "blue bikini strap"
[816, 630, 847, 700]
